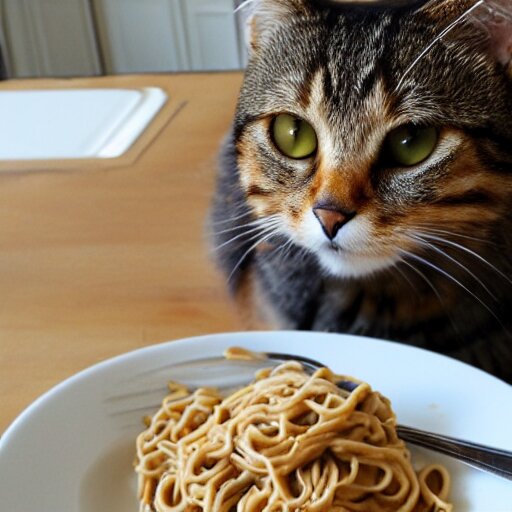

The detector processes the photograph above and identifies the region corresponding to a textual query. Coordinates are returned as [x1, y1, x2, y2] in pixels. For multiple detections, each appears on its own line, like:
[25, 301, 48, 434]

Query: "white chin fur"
[296, 211, 398, 278]
[315, 247, 397, 278]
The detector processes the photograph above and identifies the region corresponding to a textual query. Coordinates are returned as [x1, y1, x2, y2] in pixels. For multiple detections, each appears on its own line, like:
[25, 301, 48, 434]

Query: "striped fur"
[210, 0, 512, 382]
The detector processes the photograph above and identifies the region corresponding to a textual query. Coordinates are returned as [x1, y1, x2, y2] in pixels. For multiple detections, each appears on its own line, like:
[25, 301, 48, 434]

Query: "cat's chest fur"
[254, 237, 511, 363]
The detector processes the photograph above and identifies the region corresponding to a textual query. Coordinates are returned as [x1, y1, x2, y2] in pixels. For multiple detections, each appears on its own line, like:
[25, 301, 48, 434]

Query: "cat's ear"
[240, 0, 308, 51]
[428, 0, 512, 70]
[468, 0, 512, 69]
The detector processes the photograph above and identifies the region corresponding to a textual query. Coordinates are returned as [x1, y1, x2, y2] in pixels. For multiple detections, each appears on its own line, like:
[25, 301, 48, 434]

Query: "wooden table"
[0, 72, 246, 433]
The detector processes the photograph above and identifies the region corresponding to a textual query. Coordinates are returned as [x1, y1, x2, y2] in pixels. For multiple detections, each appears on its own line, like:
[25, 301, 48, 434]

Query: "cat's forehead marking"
[305, 69, 338, 162]
[307, 68, 391, 169]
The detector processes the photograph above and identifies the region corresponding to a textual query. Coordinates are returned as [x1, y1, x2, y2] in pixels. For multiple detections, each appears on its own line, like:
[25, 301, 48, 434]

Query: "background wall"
[0, 0, 247, 78]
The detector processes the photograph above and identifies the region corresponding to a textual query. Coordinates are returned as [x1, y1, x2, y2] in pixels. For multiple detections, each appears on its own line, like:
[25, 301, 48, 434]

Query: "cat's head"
[232, 0, 512, 278]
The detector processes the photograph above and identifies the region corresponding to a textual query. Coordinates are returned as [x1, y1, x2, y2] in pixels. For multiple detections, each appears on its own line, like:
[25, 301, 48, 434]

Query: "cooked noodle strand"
[135, 361, 452, 511]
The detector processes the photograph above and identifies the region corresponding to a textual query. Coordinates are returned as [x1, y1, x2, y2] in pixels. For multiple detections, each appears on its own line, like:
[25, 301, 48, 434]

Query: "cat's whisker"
[409, 233, 497, 301]
[213, 226, 268, 252]
[210, 217, 279, 236]
[401, 248, 507, 332]
[417, 226, 493, 247]
[271, 237, 293, 263]
[418, 232, 512, 287]
[390, 261, 421, 299]
[214, 225, 281, 256]
[208, 210, 253, 227]
[406, 224, 509, 285]
[277, 238, 294, 262]
[227, 228, 282, 284]
[397, 255, 445, 307]
[213, 217, 281, 252]
[212, 222, 282, 260]
[278, 237, 297, 257]
[395, 0, 485, 92]
[398, 255, 467, 346]
[294, 243, 314, 264]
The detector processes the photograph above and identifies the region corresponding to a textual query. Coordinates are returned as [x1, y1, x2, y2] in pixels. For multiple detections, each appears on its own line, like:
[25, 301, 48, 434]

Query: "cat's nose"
[313, 206, 355, 240]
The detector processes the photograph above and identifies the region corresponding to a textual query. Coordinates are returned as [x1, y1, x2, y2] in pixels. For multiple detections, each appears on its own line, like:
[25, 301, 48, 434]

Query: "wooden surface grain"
[0, 72, 246, 433]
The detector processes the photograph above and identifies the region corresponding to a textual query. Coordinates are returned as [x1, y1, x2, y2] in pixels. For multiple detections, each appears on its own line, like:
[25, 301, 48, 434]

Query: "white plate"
[0, 331, 511, 511]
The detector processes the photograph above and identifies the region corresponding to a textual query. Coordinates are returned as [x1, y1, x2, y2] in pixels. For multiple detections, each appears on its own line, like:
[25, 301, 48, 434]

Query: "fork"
[107, 350, 512, 481]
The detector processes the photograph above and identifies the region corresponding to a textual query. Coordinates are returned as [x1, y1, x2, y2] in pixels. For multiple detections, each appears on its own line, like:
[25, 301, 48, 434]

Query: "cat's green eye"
[385, 124, 438, 166]
[271, 113, 317, 159]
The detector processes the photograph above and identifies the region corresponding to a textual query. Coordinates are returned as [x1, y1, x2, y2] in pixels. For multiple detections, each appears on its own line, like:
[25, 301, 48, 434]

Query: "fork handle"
[396, 425, 512, 480]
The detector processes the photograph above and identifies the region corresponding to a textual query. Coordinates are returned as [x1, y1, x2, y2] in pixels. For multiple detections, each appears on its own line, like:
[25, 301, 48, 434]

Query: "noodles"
[135, 357, 452, 511]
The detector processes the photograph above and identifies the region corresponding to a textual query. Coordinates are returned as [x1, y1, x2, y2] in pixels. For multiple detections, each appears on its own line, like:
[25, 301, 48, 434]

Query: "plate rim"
[2, 329, 510, 452]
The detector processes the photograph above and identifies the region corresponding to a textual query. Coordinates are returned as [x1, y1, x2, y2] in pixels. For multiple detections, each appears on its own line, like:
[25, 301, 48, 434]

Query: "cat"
[210, 0, 512, 382]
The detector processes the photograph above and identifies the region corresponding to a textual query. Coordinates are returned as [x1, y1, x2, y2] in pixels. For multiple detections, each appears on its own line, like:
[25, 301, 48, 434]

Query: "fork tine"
[105, 385, 170, 403]
[105, 351, 330, 422]
[105, 358, 270, 417]
[124, 355, 241, 379]
[109, 352, 327, 401]
[265, 352, 324, 372]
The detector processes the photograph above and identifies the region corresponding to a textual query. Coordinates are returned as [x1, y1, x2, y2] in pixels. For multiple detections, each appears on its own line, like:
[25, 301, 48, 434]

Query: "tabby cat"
[210, 0, 512, 382]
